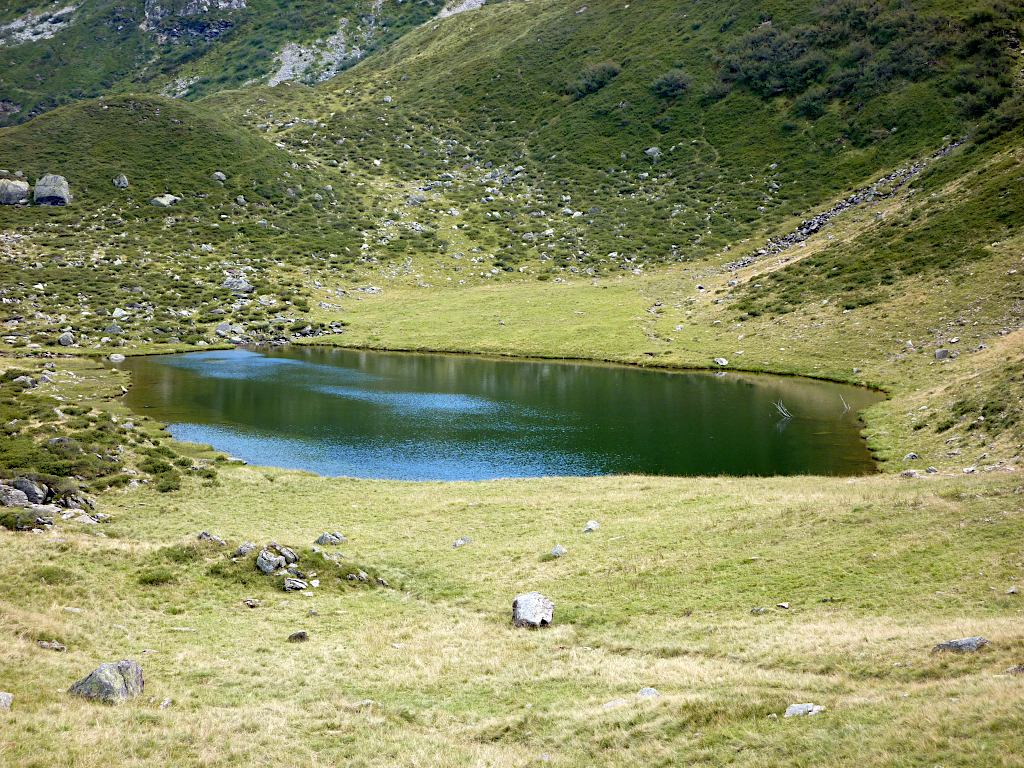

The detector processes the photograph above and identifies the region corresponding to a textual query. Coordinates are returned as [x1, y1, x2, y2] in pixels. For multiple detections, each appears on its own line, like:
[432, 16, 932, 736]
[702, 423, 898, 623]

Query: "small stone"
[37, 640, 66, 652]
[287, 631, 309, 643]
[112, 174, 129, 189]
[159, 698, 172, 709]
[932, 636, 988, 653]
[583, 520, 600, 533]
[284, 578, 308, 592]
[750, 606, 768, 615]
[242, 598, 261, 609]
[1007, 586, 1020, 595]
[512, 592, 554, 628]
[452, 536, 472, 548]
[637, 687, 660, 699]
[904, 452, 919, 461]
[551, 544, 568, 558]
[197, 531, 226, 546]
[713, 357, 728, 366]
[234, 542, 257, 557]
[315, 531, 346, 546]
[776, 602, 790, 610]
[0, 692, 12, 710]
[211, 171, 227, 182]
[934, 348, 950, 360]
[784, 703, 825, 718]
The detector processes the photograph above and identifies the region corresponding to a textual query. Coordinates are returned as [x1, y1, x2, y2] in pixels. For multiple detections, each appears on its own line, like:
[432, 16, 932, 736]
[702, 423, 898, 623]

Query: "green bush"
[651, 69, 691, 98]
[566, 62, 621, 100]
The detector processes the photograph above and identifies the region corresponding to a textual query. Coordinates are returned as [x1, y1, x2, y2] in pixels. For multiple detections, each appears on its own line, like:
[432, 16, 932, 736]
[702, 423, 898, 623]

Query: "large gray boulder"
[512, 592, 554, 628]
[113, 174, 129, 189]
[0, 484, 30, 507]
[11, 477, 48, 504]
[68, 660, 144, 703]
[57, 331, 75, 346]
[33, 174, 71, 205]
[0, 178, 30, 205]
[256, 549, 285, 574]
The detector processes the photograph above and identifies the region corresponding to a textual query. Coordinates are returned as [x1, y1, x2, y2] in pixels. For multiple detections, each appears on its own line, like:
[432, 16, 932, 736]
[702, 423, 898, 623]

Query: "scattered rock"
[284, 578, 308, 592]
[256, 549, 286, 574]
[750, 606, 768, 615]
[637, 687, 660, 699]
[222, 276, 255, 293]
[315, 531, 346, 546]
[33, 174, 71, 206]
[242, 598, 261, 609]
[0, 484, 30, 507]
[935, 348, 950, 360]
[1007, 586, 1019, 595]
[602, 697, 628, 709]
[234, 541, 257, 557]
[776, 602, 790, 610]
[68, 660, 144, 703]
[1007, 665, 1024, 675]
[452, 536, 472, 548]
[150, 194, 181, 207]
[583, 520, 600, 533]
[512, 591, 554, 628]
[904, 452, 919, 461]
[0, 692, 11, 710]
[197, 531, 226, 546]
[287, 630, 309, 643]
[57, 331, 75, 347]
[346, 570, 369, 583]
[784, 703, 825, 718]
[270, 543, 298, 564]
[211, 171, 227, 182]
[932, 636, 988, 653]
[112, 174, 129, 189]
[551, 544, 568, 558]
[109, 353, 126, 363]
[12, 478, 48, 504]
[0, 178, 30, 205]
[37, 640, 66, 652]
[713, 357, 728, 366]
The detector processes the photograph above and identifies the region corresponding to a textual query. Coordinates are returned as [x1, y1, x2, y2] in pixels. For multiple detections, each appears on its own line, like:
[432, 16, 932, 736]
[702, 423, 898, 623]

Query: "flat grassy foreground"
[1, 463, 1023, 766]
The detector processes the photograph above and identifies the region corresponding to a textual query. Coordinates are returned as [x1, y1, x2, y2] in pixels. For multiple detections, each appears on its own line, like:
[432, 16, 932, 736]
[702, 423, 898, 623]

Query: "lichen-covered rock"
[0, 484, 30, 507]
[68, 660, 143, 703]
[113, 174, 129, 189]
[57, 331, 75, 346]
[0, 178, 30, 205]
[33, 174, 71, 205]
[933, 636, 989, 653]
[512, 591, 554, 628]
[222, 276, 255, 293]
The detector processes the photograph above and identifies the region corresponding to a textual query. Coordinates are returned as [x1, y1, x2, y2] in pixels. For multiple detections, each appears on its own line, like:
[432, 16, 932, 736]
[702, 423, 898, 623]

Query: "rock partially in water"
[512, 592, 554, 628]
[68, 660, 144, 703]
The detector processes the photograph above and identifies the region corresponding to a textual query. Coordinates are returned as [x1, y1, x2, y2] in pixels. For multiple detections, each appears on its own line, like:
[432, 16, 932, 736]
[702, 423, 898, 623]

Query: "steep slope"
[0, 0, 443, 126]
[0, 95, 364, 348]
[227, 0, 1022, 280]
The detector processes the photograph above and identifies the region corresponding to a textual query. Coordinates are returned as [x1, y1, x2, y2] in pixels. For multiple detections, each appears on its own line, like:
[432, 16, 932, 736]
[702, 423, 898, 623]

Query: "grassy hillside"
[0, 0, 443, 126]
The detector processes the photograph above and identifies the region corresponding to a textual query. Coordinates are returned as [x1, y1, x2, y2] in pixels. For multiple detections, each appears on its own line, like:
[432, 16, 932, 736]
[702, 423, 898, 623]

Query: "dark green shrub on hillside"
[566, 62, 621, 100]
[651, 69, 691, 98]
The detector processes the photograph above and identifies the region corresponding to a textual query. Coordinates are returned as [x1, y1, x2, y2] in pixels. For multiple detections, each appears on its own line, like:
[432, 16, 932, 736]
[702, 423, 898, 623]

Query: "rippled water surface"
[120, 347, 883, 480]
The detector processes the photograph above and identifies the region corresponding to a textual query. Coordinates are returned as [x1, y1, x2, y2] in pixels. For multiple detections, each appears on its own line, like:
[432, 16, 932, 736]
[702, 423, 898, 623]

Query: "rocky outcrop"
[0, 179, 30, 205]
[33, 174, 71, 206]
[68, 660, 144, 703]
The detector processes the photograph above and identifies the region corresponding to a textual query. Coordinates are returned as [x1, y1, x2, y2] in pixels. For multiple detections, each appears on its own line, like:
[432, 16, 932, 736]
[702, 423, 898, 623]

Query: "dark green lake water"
[120, 347, 883, 480]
